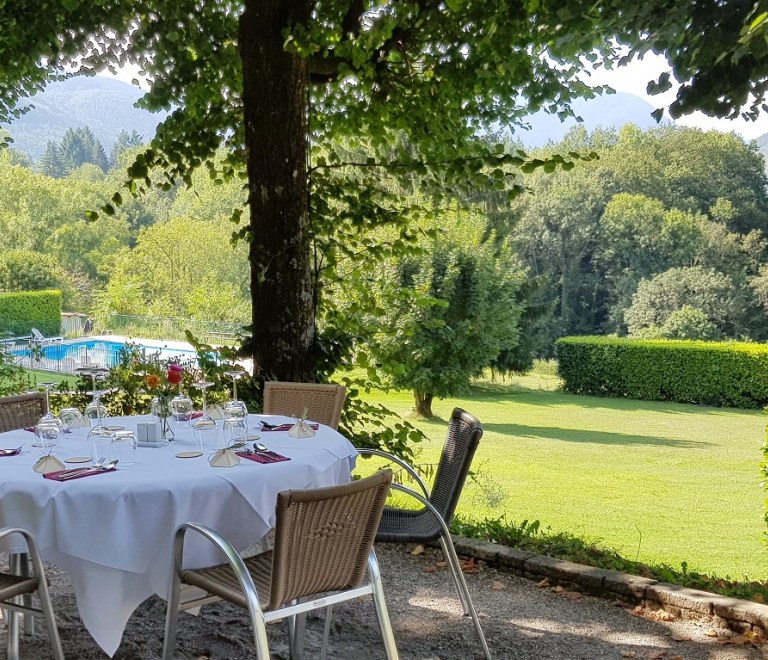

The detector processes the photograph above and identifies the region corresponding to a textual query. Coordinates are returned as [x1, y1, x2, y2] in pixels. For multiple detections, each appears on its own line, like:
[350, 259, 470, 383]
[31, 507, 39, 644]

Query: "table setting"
[0, 381, 358, 657]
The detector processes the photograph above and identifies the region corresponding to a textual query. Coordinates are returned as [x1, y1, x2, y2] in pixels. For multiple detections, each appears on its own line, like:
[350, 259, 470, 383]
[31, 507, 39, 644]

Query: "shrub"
[0, 290, 62, 337]
[556, 336, 768, 408]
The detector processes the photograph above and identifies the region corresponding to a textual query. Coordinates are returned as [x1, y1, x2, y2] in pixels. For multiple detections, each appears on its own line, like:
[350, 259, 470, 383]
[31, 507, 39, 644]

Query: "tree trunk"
[414, 391, 434, 418]
[240, 0, 314, 382]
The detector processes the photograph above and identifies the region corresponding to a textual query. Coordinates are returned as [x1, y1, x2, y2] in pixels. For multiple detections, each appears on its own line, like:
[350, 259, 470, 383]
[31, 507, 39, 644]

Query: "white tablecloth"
[0, 414, 358, 656]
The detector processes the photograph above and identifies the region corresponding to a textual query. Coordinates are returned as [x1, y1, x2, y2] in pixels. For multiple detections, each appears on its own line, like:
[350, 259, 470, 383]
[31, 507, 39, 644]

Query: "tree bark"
[240, 0, 314, 382]
[414, 391, 434, 418]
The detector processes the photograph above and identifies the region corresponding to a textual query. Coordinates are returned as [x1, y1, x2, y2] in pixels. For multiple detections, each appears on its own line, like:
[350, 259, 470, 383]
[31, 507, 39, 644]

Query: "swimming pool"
[10, 336, 198, 373]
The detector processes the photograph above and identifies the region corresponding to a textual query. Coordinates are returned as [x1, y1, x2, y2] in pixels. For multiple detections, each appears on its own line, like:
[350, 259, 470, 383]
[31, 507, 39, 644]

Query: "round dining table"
[0, 413, 358, 657]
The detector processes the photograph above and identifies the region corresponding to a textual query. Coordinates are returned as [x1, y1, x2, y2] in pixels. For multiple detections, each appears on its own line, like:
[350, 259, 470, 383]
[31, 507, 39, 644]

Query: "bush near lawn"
[0, 290, 62, 337]
[556, 336, 768, 408]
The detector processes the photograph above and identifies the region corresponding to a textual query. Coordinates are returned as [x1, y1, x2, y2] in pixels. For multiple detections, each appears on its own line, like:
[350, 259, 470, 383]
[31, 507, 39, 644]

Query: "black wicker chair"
[358, 407, 491, 660]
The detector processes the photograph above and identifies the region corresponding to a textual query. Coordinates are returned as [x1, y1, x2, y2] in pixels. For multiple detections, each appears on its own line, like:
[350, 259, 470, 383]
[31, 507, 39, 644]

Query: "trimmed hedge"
[555, 336, 768, 409]
[0, 290, 62, 337]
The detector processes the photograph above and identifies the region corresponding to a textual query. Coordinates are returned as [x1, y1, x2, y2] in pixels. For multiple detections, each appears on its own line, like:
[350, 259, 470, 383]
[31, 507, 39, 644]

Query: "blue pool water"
[11, 338, 197, 371]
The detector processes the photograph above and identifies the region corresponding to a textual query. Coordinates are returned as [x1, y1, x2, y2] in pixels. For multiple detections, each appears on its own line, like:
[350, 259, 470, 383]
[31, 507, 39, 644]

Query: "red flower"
[167, 369, 182, 385]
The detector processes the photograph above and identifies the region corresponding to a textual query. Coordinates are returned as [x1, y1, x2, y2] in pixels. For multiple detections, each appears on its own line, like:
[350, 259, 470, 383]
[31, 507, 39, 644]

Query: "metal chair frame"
[162, 472, 399, 660]
[358, 407, 492, 660]
[0, 527, 64, 660]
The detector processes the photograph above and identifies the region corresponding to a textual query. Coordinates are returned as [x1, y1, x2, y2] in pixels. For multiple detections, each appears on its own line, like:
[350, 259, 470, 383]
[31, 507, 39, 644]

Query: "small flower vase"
[151, 395, 175, 442]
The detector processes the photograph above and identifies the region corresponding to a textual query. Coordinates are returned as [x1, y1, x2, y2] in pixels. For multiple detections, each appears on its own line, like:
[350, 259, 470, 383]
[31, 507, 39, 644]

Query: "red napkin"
[190, 411, 204, 419]
[236, 451, 290, 464]
[44, 467, 116, 481]
[260, 423, 319, 432]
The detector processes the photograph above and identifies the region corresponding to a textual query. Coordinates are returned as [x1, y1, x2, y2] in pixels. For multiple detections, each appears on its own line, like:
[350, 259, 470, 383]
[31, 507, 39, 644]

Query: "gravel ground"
[4, 544, 768, 660]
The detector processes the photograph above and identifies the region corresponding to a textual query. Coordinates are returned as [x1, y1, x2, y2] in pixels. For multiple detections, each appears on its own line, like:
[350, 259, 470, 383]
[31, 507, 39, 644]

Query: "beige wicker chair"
[1, 527, 64, 660]
[162, 470, 399, 660]
[262, 381, 346, 430]
[0, 392, 47, 433]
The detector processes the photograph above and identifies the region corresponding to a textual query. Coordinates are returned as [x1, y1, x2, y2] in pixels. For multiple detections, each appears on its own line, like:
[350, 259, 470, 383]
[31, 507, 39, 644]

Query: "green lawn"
[359, 371, 768, 581]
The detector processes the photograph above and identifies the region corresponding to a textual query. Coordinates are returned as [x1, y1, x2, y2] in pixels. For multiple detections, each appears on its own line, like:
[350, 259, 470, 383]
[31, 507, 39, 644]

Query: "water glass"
[223, 417, 248, 447]
[170, 393, 194, 429]
[35, 420, 61, 456]
[112, 430, 137, 465]
[87, 426, 114, 462]
[193, 417, 219, 452]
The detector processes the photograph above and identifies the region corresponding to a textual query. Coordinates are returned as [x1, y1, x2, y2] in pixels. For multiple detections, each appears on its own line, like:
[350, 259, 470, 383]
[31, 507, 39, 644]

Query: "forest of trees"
[2, 121, 768, 409]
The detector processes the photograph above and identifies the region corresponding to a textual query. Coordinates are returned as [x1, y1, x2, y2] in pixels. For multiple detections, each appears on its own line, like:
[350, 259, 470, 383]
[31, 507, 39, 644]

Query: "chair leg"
[439, 536, 470, 614]
[25, 545, 64, 660]
[287, 607, 307, 660]
[249, 613, 271, 660]
[368, 551, 400, 660]
[19, 553, 34, 637]
[320, 605, 333, 660]
[439, 533, 492, 660]
[162, 569, 183, 660]
[34, 573, 65, 660]
[6, 554, 20, 660]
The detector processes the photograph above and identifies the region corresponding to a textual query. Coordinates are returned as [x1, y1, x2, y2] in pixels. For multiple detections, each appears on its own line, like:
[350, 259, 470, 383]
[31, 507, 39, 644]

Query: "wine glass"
[84, 389, 109, 427]
[223, 370, 248, 421]
[60, 407, 87, 439]
[38, 382, 62, 431]
[192, 382, 219, 451]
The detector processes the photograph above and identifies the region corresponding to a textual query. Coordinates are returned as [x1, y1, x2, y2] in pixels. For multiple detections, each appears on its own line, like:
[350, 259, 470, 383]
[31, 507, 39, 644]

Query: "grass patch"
[357, 367, 768, 582]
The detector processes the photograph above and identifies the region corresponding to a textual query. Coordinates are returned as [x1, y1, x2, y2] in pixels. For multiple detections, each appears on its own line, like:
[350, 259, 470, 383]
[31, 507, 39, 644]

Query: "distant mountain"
[509, 92, 667, 147]
[755, 132, 768, 156]
[1, 76, 167, 163]
[2, 78, 666, 161]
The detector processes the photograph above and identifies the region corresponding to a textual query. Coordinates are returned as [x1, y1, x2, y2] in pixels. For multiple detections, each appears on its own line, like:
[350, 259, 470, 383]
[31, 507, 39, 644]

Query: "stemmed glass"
[223, 370, 248, 421]
[192, 382, 218, 451]
[38, 382, 62, 431]
[76, 365, 110, 426]
[60, 408, 87, 439]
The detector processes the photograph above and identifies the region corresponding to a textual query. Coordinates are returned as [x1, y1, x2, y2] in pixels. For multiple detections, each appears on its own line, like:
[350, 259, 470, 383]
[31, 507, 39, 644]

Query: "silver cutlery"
[0, 446, 22, 455]
[58, 458, 118, 480]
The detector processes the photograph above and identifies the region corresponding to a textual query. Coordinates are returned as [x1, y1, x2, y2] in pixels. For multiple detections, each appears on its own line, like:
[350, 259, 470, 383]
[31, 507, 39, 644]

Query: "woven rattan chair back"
[262, 381, 346, 430]
[268, 469, 391, 610]
[428, 408, 482, 523]
[0, 392, 46, 433]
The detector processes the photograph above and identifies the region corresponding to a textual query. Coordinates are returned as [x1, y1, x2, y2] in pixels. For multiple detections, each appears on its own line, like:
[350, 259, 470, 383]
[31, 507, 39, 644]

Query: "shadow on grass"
[482, 422, 710, 448]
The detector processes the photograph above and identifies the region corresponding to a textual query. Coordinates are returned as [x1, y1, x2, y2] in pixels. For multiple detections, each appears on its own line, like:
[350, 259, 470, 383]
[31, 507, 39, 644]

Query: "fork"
[58, 457, 106, 479]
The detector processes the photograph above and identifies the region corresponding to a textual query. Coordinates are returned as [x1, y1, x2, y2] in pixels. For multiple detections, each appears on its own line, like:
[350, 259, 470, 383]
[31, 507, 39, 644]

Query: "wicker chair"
[0, 392, 47, 433]
[162, 470, 399, 660]
[262, 381, 346, 430]
[359, 407, 491, 660]
[1, 527, 64, 660]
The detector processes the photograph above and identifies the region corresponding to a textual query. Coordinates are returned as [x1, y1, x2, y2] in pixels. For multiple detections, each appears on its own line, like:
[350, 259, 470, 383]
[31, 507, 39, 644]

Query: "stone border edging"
[451, 536, 768, 635]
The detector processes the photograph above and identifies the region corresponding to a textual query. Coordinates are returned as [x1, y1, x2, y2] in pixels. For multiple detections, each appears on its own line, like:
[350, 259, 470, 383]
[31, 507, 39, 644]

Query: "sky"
[581, 52, 768, 141]
[102, 51, 768, 141]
